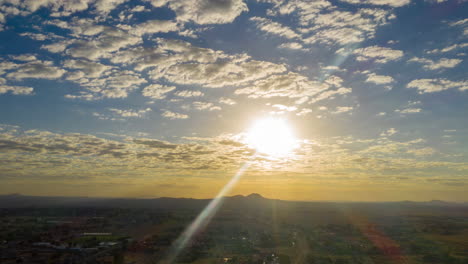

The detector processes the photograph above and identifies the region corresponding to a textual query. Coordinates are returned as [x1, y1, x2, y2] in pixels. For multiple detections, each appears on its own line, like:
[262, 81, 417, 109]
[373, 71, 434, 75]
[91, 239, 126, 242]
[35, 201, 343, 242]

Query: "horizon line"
[1, 193, 467, 204]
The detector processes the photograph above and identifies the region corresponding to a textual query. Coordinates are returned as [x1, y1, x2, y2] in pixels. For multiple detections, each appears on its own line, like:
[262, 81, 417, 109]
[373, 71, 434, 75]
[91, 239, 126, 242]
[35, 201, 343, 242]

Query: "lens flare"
[159, 162, 252, 264]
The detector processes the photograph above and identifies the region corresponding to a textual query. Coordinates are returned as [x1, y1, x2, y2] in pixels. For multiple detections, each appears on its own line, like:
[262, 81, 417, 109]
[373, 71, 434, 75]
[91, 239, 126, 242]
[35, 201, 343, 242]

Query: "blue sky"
[0, 0, 467, 201]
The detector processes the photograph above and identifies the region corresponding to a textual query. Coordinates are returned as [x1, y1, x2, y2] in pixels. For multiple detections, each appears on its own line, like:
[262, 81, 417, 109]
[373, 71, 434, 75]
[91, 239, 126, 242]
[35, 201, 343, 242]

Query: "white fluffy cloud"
[65, 27, 141, 60]
[266, 0, 332, 21]
[305, 27, 365, 45]
[278, 42, 304, 50]
[94, 0, 127, 13]
[339, 0, 410, 7]
[426, 43, 468, 54]
[66, 70, 147, 99]
[0, 73, 33, 95]
[250, 16, 300, 39]
[396, 107, 422, 114]
[408, 57, 462, 70]
[142, 84, 176, 99]
[133, 20, 180, 35]
[112, 38, 287, 88]
[41, 40, 72, 53]
[192, 101, 221, 111]
[108, 107, 151, 118]
[351, 46, 404, 63]
[162, 110, 189, 119]
[332, 106, 353, 114]
[296, 108, 312, 116]
[235, 72, 329, 99]
[110, 38, 341, 102]
[0, 0, 129, 21]
[6, 61, 66, 80]
[253, 1, 396, 46]
[9, 0, 92, 14]
[304, 9, 394, 45]
[380, 128, 398, 137]
[407, 147, 435, 156]
[10, 54, 37, 61]
[0, 85, 34, 95]
[366, 73, 395, 84]
[308, 87, 352, 104]
[272, 104, 297, 111]
[147, 0, 248, 25]
[449, 18, 468, 36]
[219, 97, 236, 105]
[407, 79, 467, 93]
[0, 61, 19, 75]
[63, 59, 112, 78]
[174, 90, 204, 97]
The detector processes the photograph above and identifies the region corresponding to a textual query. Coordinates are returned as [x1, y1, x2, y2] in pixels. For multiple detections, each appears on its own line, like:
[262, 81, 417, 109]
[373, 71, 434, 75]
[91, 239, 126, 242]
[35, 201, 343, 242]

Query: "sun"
[245, 117, 297, 156]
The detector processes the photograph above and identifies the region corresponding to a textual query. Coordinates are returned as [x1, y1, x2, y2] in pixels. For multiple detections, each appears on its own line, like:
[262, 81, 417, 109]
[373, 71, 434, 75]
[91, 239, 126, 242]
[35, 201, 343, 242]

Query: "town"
[1, 194, 467, 264]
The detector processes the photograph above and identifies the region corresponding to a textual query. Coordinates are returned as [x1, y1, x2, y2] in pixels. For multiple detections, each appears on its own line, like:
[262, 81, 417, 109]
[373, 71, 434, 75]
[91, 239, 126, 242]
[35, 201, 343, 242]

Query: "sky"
[0, 0, 467, 201]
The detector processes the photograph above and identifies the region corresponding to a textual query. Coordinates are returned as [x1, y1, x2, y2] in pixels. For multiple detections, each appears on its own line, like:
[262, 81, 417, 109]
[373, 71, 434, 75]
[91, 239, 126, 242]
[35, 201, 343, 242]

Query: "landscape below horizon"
[1, 192, 468, 264]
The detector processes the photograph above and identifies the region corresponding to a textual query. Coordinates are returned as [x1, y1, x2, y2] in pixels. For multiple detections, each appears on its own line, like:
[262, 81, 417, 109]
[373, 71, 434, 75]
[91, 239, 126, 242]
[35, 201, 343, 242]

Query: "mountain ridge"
[0, 193, 466, 208]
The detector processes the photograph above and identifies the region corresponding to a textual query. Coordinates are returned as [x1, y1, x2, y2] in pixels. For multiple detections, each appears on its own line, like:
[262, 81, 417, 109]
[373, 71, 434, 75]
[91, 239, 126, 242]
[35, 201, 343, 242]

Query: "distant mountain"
[3, 193, 22, 196]
[395, 199, 461, 207]
[429, 199, 450, 204]
[0, 194, 465, 209]
[246, 193, 264, 199]
[0, 194, 209, 210]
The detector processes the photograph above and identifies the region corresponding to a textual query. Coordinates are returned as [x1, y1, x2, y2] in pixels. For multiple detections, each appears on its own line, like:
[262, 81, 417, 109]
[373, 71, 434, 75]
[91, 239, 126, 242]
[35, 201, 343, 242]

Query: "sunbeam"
[159, 160, 253, 264]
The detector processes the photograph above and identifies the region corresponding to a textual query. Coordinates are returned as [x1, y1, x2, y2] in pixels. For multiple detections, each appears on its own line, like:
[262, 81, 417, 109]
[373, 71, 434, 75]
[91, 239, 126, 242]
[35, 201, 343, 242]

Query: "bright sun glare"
[245, 117, 297, 156]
